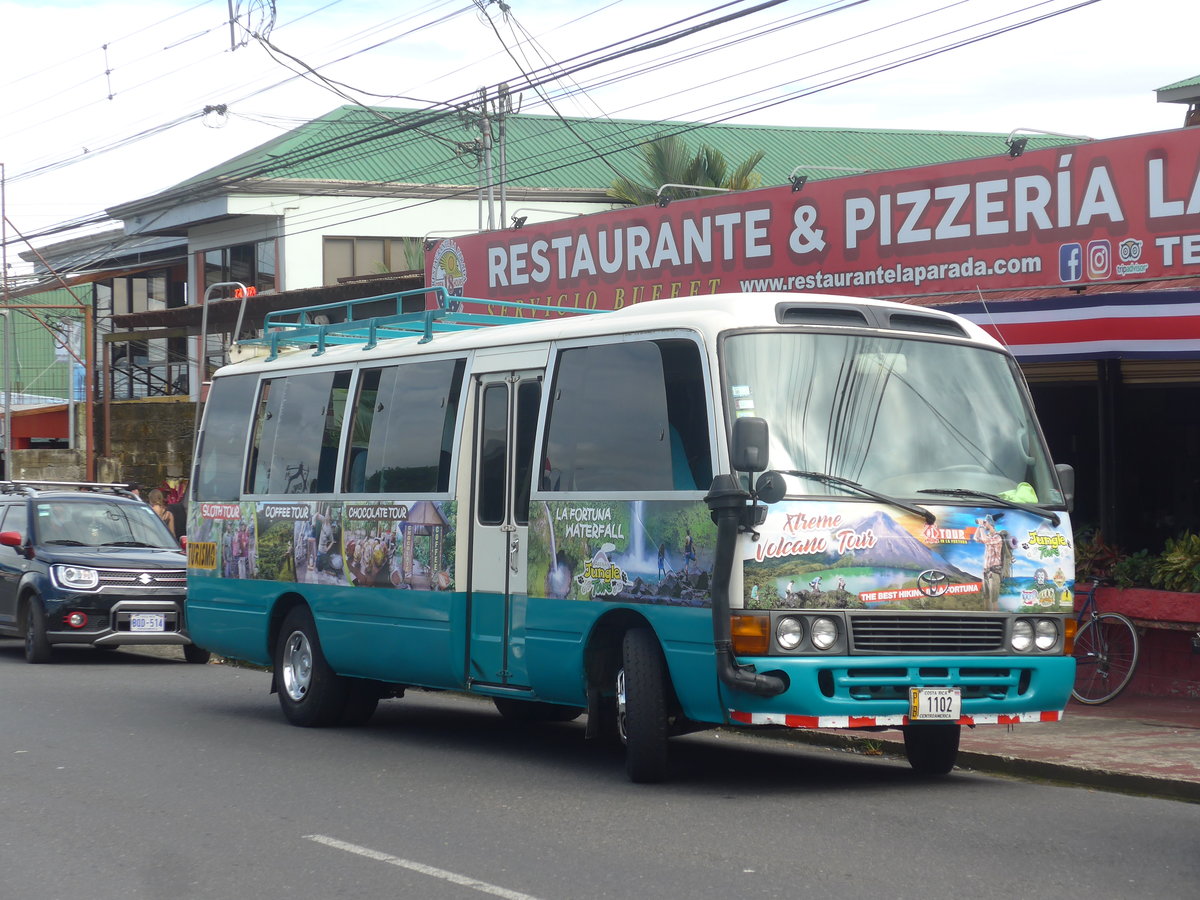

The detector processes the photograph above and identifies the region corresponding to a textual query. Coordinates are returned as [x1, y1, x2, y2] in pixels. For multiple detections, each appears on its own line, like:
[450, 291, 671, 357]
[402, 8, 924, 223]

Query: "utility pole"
[498, 84, 511, 227]
[478, 87, 496, 231]
[1, 162, 10, 476]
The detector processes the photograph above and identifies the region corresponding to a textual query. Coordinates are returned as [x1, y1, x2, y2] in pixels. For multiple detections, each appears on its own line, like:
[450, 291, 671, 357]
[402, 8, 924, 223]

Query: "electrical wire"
[5, 0, 1102, 255]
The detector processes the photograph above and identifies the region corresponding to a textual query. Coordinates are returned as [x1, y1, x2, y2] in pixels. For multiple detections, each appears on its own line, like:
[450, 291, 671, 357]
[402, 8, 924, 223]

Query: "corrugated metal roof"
[166, 104, 1078, 198]
[1157, 74, 1200, 92]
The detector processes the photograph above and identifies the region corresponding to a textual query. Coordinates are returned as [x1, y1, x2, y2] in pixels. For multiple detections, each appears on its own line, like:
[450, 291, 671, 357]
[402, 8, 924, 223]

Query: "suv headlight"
[52, 565, 99, 590]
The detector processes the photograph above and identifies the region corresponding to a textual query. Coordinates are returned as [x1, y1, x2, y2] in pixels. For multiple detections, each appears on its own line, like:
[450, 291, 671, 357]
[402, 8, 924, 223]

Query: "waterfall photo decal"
[529, 500, 715, 607]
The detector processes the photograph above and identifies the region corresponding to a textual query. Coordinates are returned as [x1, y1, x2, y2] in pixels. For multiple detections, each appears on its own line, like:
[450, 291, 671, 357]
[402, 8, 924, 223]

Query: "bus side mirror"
[1055, 463, 1075, 513]
[731, 417, 769, 473]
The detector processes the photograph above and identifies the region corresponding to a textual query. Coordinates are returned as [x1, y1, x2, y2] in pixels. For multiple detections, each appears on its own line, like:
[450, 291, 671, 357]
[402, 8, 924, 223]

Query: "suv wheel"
[24, 601, 53, 664]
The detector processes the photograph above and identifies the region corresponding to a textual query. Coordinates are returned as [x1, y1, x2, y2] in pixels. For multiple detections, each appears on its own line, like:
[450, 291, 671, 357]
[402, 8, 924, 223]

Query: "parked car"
[0, 480, 209, 664]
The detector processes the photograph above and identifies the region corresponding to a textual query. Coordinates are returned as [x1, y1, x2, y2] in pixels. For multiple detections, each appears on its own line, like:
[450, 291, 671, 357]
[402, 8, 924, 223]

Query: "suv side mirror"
[731, 417, 769, 473]
[0, 530, 23, 548]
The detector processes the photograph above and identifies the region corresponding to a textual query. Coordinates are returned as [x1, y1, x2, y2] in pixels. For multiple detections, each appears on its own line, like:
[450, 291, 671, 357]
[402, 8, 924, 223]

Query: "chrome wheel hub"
[281, 630, 314, 702]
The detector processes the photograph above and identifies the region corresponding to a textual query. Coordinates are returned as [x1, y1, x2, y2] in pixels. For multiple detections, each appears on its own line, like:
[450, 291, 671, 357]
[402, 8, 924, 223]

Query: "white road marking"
[304, 834, 544, 900]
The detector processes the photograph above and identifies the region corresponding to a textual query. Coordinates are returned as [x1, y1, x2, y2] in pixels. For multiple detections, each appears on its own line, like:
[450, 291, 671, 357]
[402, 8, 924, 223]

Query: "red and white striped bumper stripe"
[728, 710, 1063, 728]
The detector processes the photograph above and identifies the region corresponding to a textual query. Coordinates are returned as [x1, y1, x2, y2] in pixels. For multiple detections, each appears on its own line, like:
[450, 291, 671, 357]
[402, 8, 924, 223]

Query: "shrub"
[1111, 549, 1156, 589]
[1152, 532, 1200, 593]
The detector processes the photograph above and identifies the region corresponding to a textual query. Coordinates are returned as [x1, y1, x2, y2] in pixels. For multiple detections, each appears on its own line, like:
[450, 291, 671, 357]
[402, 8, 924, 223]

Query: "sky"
[0, 0, 1194, 268]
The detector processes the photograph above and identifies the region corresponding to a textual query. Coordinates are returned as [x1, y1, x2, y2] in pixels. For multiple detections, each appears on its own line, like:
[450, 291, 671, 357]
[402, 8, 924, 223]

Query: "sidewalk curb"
[767, 728, 1200, 804]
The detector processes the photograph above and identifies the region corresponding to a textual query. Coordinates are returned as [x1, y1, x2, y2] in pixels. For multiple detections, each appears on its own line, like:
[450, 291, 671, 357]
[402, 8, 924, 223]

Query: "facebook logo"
[1059, 243, 1083, 282]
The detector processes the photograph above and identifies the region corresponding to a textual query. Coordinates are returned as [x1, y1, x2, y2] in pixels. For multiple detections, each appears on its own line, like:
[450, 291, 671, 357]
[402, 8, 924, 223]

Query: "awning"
[935, 285, 1200, 362]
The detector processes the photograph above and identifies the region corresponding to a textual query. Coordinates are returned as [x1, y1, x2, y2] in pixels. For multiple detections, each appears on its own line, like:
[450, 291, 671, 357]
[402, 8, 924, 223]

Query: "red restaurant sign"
[426, 128, 1200, 315]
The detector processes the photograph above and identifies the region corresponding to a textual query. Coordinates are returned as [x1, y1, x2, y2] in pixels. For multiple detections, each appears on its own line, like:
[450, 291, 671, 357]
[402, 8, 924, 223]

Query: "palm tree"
[608, 134, 766, 206]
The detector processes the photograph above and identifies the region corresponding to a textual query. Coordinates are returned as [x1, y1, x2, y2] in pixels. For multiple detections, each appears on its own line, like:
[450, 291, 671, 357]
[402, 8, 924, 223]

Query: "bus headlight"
[810, 617, 838, 650]
[1035, 618, 1059, 651]
[1011, 619, 1034, 652]
[776, 616, 804, 651]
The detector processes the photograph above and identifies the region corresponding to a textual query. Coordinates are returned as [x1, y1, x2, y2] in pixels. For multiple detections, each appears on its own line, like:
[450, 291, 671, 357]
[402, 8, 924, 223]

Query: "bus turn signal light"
[730, 614, 770, 656]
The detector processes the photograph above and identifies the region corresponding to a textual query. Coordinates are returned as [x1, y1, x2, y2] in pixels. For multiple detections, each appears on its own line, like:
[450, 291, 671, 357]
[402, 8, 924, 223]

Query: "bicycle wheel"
[1072, 612, 1139, 704]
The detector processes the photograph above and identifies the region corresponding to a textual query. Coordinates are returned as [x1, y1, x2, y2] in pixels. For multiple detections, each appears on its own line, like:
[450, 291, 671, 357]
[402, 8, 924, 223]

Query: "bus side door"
[469, 369, 542, 689]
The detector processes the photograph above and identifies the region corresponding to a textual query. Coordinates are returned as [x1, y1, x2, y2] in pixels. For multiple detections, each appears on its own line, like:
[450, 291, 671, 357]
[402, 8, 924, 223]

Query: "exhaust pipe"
[706, 474, 785, 697]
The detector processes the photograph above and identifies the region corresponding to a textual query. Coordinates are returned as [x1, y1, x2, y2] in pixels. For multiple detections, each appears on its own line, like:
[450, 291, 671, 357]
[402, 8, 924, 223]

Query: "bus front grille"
[849, 615, 1006, 654]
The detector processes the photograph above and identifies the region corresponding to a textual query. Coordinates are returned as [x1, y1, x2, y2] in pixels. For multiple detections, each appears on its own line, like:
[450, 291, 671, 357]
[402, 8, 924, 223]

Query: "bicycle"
[1071, 578, 1141, 704]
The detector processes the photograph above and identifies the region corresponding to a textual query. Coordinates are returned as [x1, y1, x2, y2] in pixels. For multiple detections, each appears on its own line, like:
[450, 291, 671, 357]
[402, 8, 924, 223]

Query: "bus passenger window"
[193, 374, 259, 501]
[344, 358, 465, 494]
[247, 371, 341, 495]
[542, 339, 710, 493]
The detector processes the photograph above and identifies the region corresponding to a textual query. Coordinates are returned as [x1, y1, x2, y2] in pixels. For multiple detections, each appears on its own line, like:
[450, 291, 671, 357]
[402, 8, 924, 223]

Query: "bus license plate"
[130, 613, 166, 633]
[910, 687, 961, 720]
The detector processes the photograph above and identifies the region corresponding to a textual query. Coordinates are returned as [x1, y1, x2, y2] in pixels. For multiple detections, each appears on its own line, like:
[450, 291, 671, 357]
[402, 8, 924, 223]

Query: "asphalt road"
[2, 641, 1198, 900]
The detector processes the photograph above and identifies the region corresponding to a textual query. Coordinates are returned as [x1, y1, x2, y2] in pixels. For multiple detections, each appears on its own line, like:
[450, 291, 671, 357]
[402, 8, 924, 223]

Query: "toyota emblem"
[916, 569, 949, 597]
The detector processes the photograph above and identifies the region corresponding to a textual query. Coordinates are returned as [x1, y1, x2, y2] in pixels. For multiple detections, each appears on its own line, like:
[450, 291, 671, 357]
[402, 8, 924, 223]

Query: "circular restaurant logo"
[429, 239, 468, 296]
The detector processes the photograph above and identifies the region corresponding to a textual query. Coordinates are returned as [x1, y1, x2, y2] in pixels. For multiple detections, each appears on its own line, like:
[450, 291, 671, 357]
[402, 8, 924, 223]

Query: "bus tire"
[493, 697, 583, 723]
[183, 644, 211, 665]
[274, 606, 349, 727]
[902, 723, 960, 775]
[340, 680, 381, 726]
[617, 627, 670, 783]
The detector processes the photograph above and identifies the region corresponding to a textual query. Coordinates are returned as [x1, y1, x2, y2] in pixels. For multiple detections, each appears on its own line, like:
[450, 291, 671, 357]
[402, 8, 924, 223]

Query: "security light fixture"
[1004, 128, 1095, 158]
[786, 165, 868, 191]
[653, 184, 731, 208]
[508, 208, 582, 229]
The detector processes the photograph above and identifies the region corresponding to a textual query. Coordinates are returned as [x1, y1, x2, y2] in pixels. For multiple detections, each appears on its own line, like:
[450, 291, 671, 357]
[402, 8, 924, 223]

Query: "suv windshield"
[34, 499, 177, 548]
[723, 331, 1061, 504]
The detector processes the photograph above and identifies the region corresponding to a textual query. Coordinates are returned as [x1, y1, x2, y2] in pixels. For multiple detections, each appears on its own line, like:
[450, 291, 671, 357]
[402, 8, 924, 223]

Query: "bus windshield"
[723, 331, 1060, 504]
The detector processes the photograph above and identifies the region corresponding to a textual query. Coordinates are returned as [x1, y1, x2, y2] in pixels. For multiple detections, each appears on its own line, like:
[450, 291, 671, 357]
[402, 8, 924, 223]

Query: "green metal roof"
[1157, 74, 1200, 92]
[170, 104, 1077, 198]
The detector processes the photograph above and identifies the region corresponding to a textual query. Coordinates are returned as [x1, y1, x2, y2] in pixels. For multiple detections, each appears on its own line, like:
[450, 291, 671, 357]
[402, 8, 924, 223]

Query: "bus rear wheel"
[275, 606, 350, 727]
[902, 723, 960, 775]
[617, 627, 670, 783]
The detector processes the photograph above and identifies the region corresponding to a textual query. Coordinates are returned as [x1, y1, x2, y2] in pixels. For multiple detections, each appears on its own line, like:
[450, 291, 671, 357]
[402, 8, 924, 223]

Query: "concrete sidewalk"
[801, 694, 1200, 802]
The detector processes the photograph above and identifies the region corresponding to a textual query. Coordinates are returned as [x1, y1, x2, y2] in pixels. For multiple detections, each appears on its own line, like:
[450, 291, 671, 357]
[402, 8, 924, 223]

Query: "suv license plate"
[909, 687, 961, 720]
[130, 613, 166, 633]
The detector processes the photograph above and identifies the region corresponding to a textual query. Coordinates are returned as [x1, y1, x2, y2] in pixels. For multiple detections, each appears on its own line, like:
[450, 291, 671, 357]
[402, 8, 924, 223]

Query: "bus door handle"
[508, 533, 520, 573]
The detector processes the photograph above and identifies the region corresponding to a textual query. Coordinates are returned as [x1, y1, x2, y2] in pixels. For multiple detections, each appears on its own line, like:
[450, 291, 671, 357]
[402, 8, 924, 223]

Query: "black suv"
[0, 481, 209, 664]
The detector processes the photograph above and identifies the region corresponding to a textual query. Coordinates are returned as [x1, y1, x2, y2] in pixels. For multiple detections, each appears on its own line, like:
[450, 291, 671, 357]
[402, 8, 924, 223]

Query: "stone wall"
[7, 397, 196, 489]
[105, 397, 196, 490]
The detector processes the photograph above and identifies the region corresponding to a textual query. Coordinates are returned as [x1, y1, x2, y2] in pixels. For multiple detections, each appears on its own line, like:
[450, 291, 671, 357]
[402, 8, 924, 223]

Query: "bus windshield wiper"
[917, 487, 1060, 526]
[778, 470, 935, 524]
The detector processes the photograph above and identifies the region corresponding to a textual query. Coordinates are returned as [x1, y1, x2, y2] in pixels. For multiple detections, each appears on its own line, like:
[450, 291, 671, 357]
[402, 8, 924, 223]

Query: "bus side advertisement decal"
[740, 501, 1075, 613]
[188, 499, 457, 590]
[528, 499, 715, 607]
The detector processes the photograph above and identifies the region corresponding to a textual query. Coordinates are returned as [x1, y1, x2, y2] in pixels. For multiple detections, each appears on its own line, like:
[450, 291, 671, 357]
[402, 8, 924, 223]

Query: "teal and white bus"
[186, 287, 1076, 782]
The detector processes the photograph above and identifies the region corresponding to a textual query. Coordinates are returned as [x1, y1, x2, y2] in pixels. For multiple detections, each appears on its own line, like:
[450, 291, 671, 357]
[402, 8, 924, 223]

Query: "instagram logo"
[1087, 240, 1111, 279]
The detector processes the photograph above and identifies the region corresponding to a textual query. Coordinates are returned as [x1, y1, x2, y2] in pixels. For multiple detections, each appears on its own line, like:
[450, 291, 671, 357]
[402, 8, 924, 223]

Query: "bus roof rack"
[0, 480, 137, 498]
[238, 285, 603, 361]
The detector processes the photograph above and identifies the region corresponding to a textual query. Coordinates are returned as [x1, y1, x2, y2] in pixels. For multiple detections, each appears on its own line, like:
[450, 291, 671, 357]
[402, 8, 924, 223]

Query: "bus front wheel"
[617, 628, 670, 783]
[274, 606, 350, 727]
[902, 723, 960, 775]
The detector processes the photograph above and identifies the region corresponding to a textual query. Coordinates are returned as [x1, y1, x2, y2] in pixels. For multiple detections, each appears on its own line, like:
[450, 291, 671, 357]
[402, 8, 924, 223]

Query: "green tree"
[608, 134, 766, 206]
